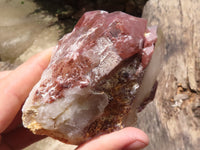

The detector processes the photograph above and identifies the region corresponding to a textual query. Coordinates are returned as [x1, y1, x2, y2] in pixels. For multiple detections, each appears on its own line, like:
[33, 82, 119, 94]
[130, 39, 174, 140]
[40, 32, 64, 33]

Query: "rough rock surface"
[136, 0, 200, 150]
[22, 10, 158, 145]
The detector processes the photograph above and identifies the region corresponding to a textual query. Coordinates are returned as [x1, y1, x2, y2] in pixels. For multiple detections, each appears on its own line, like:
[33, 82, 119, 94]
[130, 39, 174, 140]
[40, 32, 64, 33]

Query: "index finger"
[0, 48, 52, 133]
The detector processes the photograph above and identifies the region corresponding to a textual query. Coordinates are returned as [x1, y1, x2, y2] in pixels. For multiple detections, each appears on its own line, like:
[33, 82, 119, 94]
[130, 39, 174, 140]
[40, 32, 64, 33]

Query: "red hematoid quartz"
[23, 10, 157, 145]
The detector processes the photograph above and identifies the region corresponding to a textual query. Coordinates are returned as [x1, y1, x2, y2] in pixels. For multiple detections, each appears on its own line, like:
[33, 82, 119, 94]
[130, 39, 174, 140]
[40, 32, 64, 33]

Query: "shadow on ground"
[32, 0, 148, 34]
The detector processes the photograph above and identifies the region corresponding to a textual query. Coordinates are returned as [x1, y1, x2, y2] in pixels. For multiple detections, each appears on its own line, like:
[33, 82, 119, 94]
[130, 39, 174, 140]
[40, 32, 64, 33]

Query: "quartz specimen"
[22, 10, 159, 145]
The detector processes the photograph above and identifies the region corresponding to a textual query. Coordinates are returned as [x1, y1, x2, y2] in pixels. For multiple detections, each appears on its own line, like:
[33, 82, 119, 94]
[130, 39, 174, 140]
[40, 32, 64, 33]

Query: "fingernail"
[123, 141, 147, 150]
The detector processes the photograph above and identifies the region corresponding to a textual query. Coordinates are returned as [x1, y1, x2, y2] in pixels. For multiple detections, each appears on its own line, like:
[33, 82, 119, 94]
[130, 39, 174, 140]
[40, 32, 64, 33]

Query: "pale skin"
[0, 49, 149, 150]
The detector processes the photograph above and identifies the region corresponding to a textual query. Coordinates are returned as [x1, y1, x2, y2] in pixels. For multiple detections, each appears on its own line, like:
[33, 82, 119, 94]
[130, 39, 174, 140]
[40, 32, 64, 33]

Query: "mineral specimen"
[22, 10, 159, 145]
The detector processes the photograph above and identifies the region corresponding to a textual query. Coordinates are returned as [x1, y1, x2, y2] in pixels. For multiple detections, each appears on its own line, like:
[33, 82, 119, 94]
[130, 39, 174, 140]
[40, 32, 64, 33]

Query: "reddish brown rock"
[22, 10, 158, 145]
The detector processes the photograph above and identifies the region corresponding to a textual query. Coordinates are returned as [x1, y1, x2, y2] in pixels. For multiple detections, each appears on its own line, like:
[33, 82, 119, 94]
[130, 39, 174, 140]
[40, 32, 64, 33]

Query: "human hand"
[0, 49, 149, 150]
[0, 49, 52, 149]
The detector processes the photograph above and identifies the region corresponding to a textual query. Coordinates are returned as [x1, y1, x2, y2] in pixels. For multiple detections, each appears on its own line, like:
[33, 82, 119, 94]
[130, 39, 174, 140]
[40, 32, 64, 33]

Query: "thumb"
[77, 127, 149, 150]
